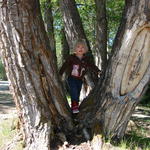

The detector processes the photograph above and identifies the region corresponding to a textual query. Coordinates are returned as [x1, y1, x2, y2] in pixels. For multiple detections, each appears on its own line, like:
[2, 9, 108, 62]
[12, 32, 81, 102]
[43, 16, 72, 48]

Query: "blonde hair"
[72, 39, 89, 53]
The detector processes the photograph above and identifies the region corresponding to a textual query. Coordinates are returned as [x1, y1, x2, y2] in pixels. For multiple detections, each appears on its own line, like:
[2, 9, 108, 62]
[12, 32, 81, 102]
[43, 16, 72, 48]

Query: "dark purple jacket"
[59, 54, 100, 80]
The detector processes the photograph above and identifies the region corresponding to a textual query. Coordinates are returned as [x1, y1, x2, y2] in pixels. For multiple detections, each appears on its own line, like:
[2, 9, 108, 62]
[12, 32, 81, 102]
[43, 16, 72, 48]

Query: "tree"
[0, 0, 72, 149]
[87, 0, 150, 145]
[0, 0, 150, 150]
[42, 0, 57, 60]
[94, 0, 108, 72]
[59, 0, 90, 50]
[61, 28, 70, 61]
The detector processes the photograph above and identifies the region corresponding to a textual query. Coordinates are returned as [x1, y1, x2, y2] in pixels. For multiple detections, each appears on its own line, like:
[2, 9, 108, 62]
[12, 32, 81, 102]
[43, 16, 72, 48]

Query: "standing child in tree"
[59, 39, 101, 114]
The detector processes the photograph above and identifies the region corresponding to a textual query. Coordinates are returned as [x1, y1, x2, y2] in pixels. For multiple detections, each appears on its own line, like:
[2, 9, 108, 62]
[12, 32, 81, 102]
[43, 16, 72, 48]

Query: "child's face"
[75, 44, 86, 55]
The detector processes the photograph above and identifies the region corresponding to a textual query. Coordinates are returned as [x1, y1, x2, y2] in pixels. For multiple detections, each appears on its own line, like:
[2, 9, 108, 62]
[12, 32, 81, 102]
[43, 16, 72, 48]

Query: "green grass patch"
[0, 118, 16, 146]
[122, 126, 150, 150]
[0, 117, 23, 150]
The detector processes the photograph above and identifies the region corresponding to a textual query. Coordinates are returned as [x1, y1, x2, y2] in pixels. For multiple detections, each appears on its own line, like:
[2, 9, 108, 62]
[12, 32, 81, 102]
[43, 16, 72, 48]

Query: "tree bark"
[0, 0, 150, 149]
[43, 0, 57, 62]
[59, 0, 90, 51]
[89, 0, 150, 143]
[78, 1, 150, 149]
[61, 28, 70, 62]
[0, 0, 72, 149]
[94, 0, 108, 72]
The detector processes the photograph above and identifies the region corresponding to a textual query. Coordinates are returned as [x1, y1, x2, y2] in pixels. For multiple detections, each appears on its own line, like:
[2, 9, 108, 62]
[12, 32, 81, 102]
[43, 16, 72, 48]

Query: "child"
[59, 39, 101, 114]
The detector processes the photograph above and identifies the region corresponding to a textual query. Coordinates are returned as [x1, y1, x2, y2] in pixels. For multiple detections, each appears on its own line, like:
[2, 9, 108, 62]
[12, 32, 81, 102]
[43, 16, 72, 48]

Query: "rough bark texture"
[59, 0, 90, 51]
[78, 0, 150, 148]
[0, 0, 72, 149]
[94, 0, 108, 72]
[0, 0, 150, 149]
[61, 28, 70, 62]
[43, 0, 56, 60]
[93, 0, 150, 140]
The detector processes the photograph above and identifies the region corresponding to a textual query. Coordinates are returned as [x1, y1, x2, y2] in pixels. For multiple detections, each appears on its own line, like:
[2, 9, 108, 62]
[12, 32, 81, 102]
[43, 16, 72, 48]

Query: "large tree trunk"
[79, 1, 150, 148]
[0, 0, 72, 149]
[94, 0, 108, 72]
[87, 0, 150, 145]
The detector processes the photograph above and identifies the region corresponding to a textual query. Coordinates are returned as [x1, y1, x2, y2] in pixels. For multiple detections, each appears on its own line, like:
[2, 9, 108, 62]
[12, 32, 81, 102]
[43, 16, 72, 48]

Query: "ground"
[0, 81, 150, 150]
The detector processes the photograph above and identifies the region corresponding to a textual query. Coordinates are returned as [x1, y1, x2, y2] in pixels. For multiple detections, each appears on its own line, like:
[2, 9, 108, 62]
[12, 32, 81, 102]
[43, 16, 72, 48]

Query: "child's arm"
[89, 63, 101, 75]
[84, 57, 101, 76]
[59, 61, 67, 76]
[59, 56, 71, 76]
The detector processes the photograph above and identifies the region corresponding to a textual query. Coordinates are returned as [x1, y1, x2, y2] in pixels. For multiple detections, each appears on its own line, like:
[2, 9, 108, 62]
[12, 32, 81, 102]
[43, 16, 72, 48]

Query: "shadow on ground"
[0, 91, 15, 114]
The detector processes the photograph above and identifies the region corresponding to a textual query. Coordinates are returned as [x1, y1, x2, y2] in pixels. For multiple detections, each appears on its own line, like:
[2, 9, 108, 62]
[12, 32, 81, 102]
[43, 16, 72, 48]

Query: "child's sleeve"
[89, 63, 101, 75]
[85, 57, 101, 75]
[59, 56, 71, 76]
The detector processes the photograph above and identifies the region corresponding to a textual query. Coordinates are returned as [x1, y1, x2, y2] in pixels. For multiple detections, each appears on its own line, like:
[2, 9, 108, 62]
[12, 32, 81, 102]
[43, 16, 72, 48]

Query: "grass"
[0, 85, 149, 149]
[124, 134, 150, 150]
[0, 117, 23, 150]
[118, 124, 150, 150]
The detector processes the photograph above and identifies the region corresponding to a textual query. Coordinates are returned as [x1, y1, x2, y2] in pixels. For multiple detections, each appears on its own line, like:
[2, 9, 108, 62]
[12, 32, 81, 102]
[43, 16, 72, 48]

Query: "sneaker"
[71, 101, 79, 114]
[72, 108, 79, 114]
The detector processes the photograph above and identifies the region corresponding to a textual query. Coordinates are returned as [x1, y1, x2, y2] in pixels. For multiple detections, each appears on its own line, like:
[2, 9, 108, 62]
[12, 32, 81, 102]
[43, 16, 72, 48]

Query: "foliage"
[106, 0, 125, 49]
[76, 0, 96, 48]
[39, 0, 125, 59]
[40, 0, 63, 67]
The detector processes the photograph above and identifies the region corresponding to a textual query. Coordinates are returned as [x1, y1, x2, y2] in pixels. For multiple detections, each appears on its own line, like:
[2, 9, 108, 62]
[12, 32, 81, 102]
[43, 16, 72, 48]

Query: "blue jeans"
[67, 76, 83, 102]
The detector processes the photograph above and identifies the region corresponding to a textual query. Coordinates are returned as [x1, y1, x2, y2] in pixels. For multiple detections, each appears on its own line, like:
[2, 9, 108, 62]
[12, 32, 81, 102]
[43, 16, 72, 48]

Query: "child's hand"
[98, 71, 102, 77]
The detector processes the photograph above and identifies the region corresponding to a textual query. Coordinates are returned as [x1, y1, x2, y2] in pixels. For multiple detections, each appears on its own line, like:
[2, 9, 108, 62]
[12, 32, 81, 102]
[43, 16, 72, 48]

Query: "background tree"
[41, 0, 57, 62]
[94, 0, 108, 71]
[59, 0, 90, 50]
[61, 28, 70, 61]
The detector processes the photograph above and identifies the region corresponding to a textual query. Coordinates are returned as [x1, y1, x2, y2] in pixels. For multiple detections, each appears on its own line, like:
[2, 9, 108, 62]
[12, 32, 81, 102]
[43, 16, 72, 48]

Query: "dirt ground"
[0, 83, 150, 150]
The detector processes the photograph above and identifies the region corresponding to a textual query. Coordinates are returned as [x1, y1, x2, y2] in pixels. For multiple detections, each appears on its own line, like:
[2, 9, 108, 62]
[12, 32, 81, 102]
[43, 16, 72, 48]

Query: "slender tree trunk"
[43, 0, 57, 62]
[59, 0, 90, 51]
[94, 0, 108, 72]
[0, 0, 72, 149]
[43, 0, 56, 53]
[61, 28, 70, 62]
[79, 0, 150, 148]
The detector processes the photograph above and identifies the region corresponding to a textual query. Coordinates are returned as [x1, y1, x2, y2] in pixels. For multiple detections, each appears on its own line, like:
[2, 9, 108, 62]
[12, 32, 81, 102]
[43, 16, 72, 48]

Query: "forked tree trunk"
[84, 0, 150, 147]
[0, 0, 150, 149]
[0, 0, 72, 149]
